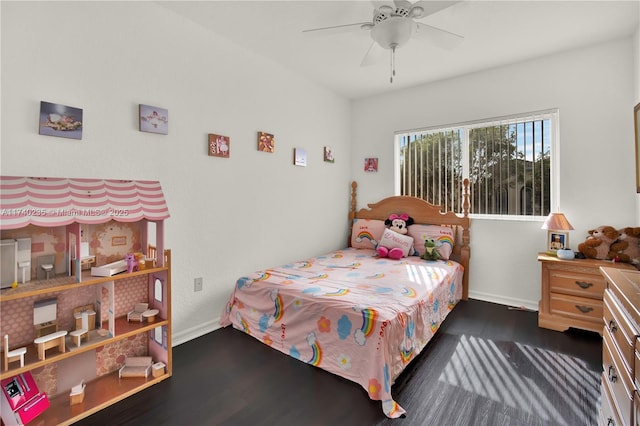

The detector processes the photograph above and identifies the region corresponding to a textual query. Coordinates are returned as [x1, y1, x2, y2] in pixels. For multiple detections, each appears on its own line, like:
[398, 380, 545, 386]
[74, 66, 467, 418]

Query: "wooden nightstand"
[537, 253, 636, 334]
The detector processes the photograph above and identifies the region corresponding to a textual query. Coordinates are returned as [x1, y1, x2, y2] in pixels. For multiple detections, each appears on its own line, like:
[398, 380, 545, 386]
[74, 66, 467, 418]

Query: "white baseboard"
[172, 318, 221, 347]
[468, 290, 539, 312]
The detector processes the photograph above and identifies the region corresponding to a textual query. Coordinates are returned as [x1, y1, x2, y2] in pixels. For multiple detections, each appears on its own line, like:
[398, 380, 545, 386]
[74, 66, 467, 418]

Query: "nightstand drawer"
[604, 327, 634, 426]
[549, 269, 605, 299]
[549, 293, 602, 322]
[604, 289, 636, 375]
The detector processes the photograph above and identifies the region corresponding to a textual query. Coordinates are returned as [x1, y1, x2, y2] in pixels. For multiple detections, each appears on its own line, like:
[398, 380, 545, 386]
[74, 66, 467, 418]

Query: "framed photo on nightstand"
[547, 231, 568, 253]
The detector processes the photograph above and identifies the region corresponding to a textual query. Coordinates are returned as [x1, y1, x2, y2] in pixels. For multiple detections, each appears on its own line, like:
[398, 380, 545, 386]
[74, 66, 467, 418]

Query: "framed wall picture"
[38, 101, 83, 140]
[208, 134, 230, 158]
[635, 102, 640, 193]
[364, 157, 378, 172]
[294, 148, 307, 166]
[258, 131, 275, 153]
[111, 236, 127, 246]
[547, 231, 568, 254]
[323, 146, 335, 163]
[139, 104, 168, 134]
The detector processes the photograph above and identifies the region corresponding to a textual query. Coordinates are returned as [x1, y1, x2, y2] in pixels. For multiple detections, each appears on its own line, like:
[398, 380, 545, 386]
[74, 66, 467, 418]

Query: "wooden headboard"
[348, 179, 471, 300]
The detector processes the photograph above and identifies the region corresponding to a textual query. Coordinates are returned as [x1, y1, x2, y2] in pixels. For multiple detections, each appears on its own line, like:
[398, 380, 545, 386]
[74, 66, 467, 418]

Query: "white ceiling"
[159, 0, 639, 100]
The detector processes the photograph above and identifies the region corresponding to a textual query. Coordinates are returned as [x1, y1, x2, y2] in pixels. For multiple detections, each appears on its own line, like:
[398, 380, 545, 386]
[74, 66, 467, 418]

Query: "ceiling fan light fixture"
[409, 6, 424, 19]
[370, 16, 413, 50]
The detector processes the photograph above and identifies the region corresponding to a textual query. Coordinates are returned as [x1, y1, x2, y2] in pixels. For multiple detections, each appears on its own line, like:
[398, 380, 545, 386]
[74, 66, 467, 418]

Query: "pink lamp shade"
[541, 212, 574, 231]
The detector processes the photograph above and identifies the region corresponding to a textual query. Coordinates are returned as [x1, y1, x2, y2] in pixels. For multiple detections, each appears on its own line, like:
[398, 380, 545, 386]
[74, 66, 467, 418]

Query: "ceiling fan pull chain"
[390, 45, 396, 84]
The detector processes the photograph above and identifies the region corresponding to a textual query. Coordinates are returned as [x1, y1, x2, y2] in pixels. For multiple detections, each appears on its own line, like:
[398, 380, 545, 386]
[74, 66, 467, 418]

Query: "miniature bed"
[220, 181, 470, 418]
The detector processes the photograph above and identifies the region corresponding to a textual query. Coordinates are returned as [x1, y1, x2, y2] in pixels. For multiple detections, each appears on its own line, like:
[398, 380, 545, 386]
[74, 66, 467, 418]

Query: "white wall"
[351, 38, 637, 309]
[0, 2, 352, 344]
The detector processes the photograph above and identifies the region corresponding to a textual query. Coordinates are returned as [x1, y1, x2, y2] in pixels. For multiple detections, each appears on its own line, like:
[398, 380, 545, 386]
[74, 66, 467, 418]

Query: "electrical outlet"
[194, 277, 203, 292]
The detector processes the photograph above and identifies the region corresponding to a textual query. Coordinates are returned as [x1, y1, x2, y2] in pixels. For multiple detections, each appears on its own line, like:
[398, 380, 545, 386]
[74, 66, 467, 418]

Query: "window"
[396, 110, 557, 217]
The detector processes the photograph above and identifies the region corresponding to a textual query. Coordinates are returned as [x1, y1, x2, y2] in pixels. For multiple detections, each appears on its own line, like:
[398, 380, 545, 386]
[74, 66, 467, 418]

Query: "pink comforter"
[220, 247, 463, 418]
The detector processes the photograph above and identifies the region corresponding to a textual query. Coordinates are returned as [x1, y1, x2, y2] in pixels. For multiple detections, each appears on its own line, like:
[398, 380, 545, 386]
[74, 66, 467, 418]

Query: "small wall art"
[139, 104, 168, 135]
[208, 134, 230, 158]
[323, 146, 335, 163]
[294, 148, 307, 167]
[364, 157, 378, 172]
[258, 132, 275, 153]
[38, 101, 83, 140]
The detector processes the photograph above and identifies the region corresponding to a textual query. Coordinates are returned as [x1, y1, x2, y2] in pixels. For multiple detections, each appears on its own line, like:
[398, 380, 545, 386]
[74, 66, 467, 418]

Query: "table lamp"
[541, 212, 574, 257]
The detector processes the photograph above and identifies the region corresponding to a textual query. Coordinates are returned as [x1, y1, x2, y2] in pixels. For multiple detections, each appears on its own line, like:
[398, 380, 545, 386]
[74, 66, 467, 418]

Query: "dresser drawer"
[550, 269, 606, 299]
[604, 289, 636, 375]
[600, 377, 623, 426]
[604, 327, 634, 425]
[635, 390, 640, 426]
[636, 339, 640, 389]
[550, 292, 602, 322]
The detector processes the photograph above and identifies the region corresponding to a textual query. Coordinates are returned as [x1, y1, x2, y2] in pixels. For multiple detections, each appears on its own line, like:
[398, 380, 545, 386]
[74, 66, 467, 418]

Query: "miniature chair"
[127, 303, 149, 322]
[4, 334, 27, 371]
[69, 311, 90, 347]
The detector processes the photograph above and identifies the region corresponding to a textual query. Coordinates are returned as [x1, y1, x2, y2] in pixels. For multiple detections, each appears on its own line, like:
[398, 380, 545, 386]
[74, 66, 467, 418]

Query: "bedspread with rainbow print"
[219, 247, 463, 418]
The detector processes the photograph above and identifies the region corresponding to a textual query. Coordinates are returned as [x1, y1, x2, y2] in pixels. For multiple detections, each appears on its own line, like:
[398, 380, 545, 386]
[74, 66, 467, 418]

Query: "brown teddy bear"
[577, 226, 620, 260]
[611, 227, 640, 265]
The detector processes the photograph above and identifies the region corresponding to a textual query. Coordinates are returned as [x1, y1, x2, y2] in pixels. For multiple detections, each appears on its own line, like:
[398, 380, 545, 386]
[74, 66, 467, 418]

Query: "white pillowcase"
[378, 228, 414, 258]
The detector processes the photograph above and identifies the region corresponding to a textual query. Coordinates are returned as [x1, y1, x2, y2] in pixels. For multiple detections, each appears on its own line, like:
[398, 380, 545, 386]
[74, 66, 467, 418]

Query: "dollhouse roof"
[0, 176, 170, 229]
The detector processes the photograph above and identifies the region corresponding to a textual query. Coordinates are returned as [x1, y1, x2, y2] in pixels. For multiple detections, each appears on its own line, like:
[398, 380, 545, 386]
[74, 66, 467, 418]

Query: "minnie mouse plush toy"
[377, 213, 415, 260]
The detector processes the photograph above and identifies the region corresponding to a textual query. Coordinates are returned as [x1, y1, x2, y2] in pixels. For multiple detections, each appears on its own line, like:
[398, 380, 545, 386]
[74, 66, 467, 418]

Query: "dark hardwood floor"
[76, 299, 602, 426]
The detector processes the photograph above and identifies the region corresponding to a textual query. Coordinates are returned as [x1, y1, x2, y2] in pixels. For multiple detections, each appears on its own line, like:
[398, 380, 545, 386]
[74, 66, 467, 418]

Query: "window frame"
[394, 109, 560, 221]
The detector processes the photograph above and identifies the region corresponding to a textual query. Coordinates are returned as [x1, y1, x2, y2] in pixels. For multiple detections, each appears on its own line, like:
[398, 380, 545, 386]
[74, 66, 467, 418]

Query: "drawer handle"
[608, 365, 617, 383]
[607, 417, 615, 426]
[575, 305, 593, 313]
[575, 281, 593, 289]
[608, 319, 618, 333]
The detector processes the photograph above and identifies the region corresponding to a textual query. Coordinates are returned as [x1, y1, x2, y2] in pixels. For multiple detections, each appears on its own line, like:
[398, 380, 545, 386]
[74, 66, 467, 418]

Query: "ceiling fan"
[302, 0, 464, 83]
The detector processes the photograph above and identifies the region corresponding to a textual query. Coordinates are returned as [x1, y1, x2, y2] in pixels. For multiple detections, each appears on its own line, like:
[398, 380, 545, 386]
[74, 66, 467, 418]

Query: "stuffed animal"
[421, 239, 440, 261]
[611, 227, 640, 265]
[577, 226, 620, 260]
[377, 213, 414, 260]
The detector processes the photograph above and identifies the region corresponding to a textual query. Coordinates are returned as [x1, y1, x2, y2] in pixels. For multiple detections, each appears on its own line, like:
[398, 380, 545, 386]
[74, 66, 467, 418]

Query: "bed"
[220, 180, 470, 418]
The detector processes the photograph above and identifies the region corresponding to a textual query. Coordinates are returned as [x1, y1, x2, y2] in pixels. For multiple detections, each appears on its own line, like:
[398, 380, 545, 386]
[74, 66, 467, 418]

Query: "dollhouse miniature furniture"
[127, 303, 148, 322]
[91, 259, 127, 277]
[69, 311, 90, 347]
[34, 330, 67, 360]
[142, 308, 159, 323]
[3, 335, 27, 371]
[37, 254, 55, 280]
[17, 261, 30, 284]
[118, 356, 152, 379]
[69, 380, 85, 406]
[151, 362, 166, 378]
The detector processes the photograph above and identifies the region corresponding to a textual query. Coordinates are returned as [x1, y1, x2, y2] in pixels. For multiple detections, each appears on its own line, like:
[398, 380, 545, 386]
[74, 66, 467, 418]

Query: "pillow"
[409, 225, 455, 259]
[378, 228, 414, 258]
[350, 219, 386, 249]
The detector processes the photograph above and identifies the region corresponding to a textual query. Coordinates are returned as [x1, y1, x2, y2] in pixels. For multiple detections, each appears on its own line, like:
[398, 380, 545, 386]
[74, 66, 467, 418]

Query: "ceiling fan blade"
[413, 22, 463, 49]
[302, 22, 370, 36]
[393, 0, 413, 10]
[410, 1, 462, 18]
[360, 41, 386, 67]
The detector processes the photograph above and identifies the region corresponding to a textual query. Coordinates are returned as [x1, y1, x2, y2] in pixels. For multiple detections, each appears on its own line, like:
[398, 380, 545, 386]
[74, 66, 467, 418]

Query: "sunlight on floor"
[439, 335, 599, 425]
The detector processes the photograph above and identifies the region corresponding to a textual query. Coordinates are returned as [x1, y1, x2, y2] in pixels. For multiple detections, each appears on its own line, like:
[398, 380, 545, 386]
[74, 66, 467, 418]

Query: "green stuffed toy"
[421, 239, 440, 261]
